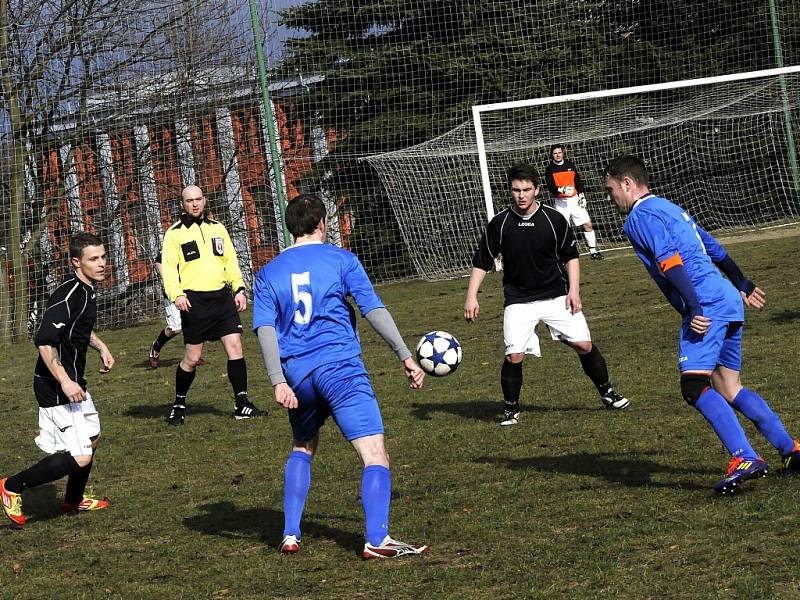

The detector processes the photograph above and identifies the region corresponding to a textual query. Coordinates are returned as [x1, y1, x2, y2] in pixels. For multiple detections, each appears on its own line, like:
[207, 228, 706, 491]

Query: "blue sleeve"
[715, 253, 755, 295]
[629, 209, 678, 265]
[696, 225, 726, 262]
[696, 225, 755, 294]
[663, 264, 703, 318]
[252, 268, 277, 331]
[343, 254, 384, 316]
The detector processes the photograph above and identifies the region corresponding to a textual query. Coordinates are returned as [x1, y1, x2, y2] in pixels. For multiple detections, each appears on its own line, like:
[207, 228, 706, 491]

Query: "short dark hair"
[285, 194, 327, 237]
[69, 232, 103, 259]
[605, 155, 649, 186]
[506, 163, 540, 187]
[549, 144, 565, 157]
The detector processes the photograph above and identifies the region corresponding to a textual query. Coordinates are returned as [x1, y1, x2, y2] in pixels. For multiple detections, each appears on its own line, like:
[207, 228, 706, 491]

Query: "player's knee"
[293, 437, 317, 456]
[73, 454, 93, 468]
[505, 353, 524, 364]
[567, 340, 592, 354]
[680, 374, 712, 406]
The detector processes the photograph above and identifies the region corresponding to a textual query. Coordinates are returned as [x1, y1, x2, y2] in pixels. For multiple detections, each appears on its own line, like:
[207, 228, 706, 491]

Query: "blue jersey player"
[253, 194, 429, 558]
[604, 155, 800, 494]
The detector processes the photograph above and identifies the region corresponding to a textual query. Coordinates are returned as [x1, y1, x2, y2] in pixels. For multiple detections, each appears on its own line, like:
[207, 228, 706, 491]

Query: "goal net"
[3, 0, 800, 344]
[367, 67, 800, 279]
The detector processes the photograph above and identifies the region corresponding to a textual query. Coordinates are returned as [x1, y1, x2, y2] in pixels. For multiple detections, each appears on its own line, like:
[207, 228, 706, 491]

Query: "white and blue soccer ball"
[415, 330, 462, 377]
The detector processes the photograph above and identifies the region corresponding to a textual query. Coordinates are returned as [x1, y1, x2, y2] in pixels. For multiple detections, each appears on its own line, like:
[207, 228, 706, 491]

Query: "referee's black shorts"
[181, 287, 243, 344]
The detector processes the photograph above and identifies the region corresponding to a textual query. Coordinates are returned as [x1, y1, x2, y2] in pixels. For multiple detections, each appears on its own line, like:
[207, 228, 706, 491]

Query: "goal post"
[472, 66, 800, 221]
[369, 66, 800, 280]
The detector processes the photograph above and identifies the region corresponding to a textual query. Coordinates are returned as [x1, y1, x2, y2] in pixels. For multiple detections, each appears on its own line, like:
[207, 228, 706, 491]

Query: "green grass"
[1, 229, 800, 599]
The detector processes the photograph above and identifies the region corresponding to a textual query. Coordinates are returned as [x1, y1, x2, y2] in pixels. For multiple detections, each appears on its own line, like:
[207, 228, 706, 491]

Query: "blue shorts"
[289, 357, 384, 442]
[678, 318, 743, 373]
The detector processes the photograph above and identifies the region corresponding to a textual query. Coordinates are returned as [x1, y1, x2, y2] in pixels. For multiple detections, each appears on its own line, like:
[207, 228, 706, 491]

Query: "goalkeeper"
[544, 144, 603, 260]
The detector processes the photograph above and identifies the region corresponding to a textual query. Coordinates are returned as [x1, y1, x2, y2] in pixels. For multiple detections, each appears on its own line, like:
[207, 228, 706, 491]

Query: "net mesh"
[1, 0, 799, 341]
[368, 72, 800, 278]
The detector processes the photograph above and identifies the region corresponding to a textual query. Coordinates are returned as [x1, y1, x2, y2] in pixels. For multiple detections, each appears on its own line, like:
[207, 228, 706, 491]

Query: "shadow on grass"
[136, 357, 182, 369]
[771, 310, 800, 324]
[477, 452, 712, 490]
[123, 403, 228, 419]
[183, 501, 362, 554]
[0, 484, 63, 528]
[410, 400, 593, 422]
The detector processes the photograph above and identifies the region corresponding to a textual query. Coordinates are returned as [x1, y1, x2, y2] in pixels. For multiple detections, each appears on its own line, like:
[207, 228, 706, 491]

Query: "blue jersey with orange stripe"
[623, 194, 743, 321]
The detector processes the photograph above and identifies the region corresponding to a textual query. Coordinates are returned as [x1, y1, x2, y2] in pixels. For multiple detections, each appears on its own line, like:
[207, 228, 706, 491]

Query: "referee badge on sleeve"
[212, 237, 224, 256]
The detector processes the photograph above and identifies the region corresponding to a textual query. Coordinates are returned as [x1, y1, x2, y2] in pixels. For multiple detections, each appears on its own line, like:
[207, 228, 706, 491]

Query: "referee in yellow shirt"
[160, 185, 263, 425]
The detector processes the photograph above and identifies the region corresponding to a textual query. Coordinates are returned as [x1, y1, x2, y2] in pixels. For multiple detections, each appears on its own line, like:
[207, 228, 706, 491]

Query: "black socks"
[501, 360, 523, 409]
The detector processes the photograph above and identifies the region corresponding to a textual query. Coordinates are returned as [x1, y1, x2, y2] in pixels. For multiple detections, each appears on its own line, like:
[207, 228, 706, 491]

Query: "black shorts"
[181, 288, 243, 344]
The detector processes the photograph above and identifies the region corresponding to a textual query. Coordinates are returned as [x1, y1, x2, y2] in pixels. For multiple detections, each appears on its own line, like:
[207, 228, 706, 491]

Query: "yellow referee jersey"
[161, 213, 246, 302]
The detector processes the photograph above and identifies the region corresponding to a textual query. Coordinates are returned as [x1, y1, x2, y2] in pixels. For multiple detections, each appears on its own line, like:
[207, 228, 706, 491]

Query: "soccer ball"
[415, 331, 462, 377]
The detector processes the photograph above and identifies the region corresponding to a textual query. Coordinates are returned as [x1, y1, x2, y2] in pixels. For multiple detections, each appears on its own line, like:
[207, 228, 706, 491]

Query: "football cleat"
[713, 456, 768, 495]
[590, 251, 604, 261]
[500, 409, 520, 427]
[234, 401, 264, 420]
[167, 404, 186, 426]
[280, 534, 300, 554]
[148, 342, 160, 369]
[1, 477, 26, 526]
[779, 439, 800, 476]
[601, 388, 629, 410]
[62, 495, 110, 513]
[362, 535, 429, 559]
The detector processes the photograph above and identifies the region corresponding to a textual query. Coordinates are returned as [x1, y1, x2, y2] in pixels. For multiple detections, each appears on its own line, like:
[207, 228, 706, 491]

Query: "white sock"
[584, 230, 598, 252]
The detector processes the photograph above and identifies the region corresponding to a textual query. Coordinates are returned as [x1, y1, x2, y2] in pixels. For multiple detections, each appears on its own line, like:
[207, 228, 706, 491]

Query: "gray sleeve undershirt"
[256, 326, 287, 386]
[256, 307, 410, 387]
[365, 307, 412, 361]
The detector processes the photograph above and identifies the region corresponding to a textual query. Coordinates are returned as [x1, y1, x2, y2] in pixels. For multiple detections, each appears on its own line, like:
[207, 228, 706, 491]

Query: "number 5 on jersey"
[292, 272, 312, 325]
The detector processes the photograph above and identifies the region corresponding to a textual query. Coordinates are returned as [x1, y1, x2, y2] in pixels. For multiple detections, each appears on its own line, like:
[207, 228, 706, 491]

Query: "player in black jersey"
[2, 233, 113, 526]
[464, 164, 628, 426]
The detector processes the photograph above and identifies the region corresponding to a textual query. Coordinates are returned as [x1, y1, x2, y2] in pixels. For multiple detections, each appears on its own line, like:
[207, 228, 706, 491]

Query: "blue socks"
[732, 387, 795, 456]
[362, 465, 391, 546]
[283, 455, 392, 546]
[695, 388, 758, 460]
[283, 451, 312, 539]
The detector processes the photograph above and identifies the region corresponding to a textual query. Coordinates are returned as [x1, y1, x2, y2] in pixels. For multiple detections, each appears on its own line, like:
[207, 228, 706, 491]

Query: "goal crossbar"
[472, 65, 800, 219]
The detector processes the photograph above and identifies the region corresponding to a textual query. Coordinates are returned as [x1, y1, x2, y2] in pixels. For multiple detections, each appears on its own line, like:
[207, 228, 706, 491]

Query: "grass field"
[1, 229, 800, 599]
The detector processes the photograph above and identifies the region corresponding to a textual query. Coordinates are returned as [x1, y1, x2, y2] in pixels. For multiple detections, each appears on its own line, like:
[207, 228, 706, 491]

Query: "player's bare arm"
[38, 344, 85, 403]
[564, 258, 582, 314]
[234, 289, 247, 312]
[175, 295, 191, 311]
[742, 286, 766, 309]
[402, 357, 425, 389]
[90, 331, 115, 373]
[689, 314, 712, 335]
[464, 267, 487, 322]
[273, 382, 298, 409]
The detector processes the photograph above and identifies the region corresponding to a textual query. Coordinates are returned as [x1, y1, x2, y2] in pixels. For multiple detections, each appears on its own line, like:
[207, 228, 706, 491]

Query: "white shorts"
[35, 392, 100, 457]
[503, 296, 591, 357]
[553, 196, 591, 227]
[163, 299, 182, 333]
